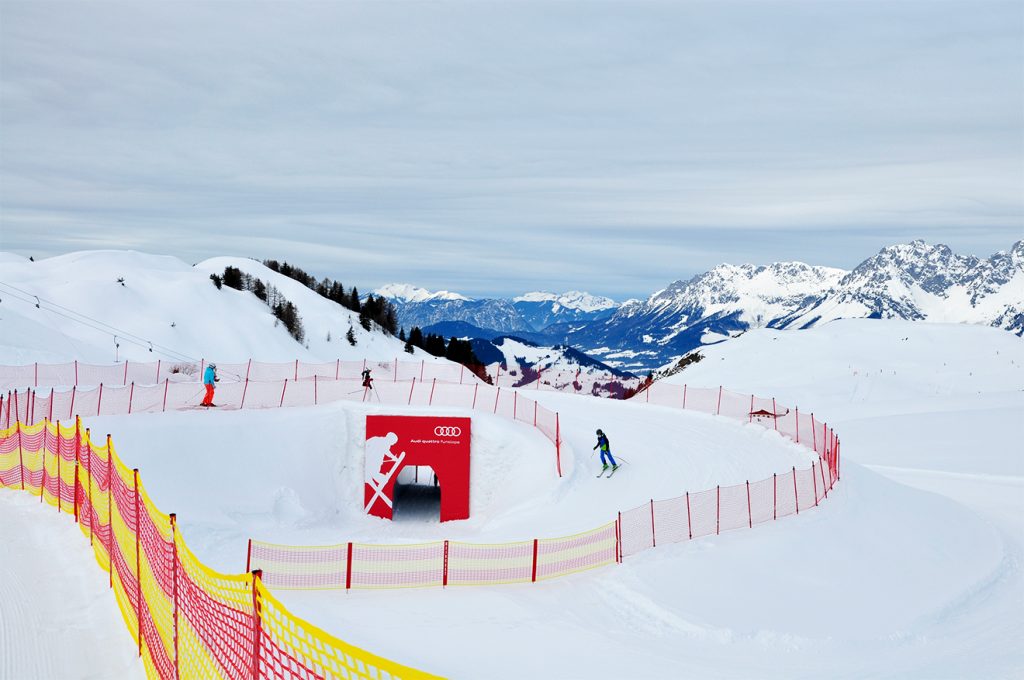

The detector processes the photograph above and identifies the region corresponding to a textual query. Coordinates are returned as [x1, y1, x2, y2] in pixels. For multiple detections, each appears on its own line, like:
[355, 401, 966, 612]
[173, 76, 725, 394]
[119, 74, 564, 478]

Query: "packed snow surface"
[3, 317, 1021, 677]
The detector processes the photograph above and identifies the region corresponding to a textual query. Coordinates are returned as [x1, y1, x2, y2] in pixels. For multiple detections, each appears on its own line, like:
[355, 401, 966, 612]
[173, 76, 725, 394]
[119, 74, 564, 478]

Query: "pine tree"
[346, 326, 357, 346]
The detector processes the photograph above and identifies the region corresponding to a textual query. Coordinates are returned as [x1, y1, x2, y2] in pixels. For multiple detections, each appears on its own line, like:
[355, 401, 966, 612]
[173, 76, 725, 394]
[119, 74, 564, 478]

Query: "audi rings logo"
[434, 426, 462, 437]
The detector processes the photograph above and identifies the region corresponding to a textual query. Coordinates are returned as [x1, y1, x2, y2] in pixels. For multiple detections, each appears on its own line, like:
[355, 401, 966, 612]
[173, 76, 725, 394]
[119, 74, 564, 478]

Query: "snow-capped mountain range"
[775, 240, 1024, 334]
[375, 285, 619, 333]
[377, 241, 1024, 374]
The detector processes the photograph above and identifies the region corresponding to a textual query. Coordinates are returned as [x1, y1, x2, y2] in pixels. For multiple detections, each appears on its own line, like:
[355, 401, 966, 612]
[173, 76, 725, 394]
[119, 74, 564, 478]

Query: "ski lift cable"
[0, 280, 195, 360]
[0, 281, 184, 355]
[0, 282, 197, 363]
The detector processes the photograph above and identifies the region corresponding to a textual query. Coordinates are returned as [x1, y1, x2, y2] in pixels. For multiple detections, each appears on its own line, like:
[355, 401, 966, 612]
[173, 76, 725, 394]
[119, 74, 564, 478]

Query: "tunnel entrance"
[392, 466, 441, 521]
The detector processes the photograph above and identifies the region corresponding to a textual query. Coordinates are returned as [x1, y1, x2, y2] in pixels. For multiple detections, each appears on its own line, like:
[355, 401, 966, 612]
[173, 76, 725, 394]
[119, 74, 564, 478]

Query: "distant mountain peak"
[375, 283, 472, 302]
[513, 290, 617, 312]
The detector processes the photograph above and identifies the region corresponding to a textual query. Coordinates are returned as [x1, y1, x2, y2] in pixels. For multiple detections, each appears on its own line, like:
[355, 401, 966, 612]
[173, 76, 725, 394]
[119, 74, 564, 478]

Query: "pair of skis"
[596, 465, 621, 479]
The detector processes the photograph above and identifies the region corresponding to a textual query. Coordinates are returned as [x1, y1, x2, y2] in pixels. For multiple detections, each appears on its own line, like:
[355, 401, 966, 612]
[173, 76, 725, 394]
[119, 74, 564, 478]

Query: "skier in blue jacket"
[201, 363, 218, 407]
[594, 429, 618, 473]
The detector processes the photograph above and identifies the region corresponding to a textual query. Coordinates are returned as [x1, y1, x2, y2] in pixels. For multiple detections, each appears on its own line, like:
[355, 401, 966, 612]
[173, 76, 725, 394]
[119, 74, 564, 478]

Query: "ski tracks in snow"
[0, 492, 144, 680]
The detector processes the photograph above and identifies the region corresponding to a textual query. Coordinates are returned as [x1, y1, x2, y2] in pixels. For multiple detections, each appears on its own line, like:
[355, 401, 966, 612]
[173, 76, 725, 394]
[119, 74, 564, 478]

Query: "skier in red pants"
[201, 363, 218, 406]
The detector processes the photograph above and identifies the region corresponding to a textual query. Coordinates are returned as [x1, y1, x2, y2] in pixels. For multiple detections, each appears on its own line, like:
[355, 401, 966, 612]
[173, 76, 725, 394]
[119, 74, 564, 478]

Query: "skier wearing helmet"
[593, 428, 618, 475]
[201, 363, 219, 407]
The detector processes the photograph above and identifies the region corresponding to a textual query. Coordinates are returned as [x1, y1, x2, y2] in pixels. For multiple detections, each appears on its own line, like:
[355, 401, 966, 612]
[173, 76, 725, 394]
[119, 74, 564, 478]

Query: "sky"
[1, 0, 1022, 300]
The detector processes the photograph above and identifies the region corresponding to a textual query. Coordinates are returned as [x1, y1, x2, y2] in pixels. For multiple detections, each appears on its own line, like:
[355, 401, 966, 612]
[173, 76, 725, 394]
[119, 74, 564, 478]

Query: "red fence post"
[650, 499, 656, 547]
[279, 379, 288, 408]
[247, 359, 253, 383]
[128, 382, 134, 414]
[471, 383, 478, 410]
[746, 480, 752, 528]
[405, 377, 417, 406]
[682, 384, 687, 409]
[162, 379, 168, 412]
[420, 360, 425, 382]
[314, 374, 318, 405]
[685, 491, 693, 539]
[170, 513, 179, 680]
[40, 420, 49, 503]
[155, 360, 161, 384]
[792, 466, 799, 514]
[820, 460, 828, 499]
[493, 387, 501, 414]
[513, 391, 518, 420]
[748, 394, 754, 422]
[245, 539, 253, 573]
[83, 421, 92, 545]
[346, 542, 353, 591]
[106, 434, 112, 588]
[772, 398, 778, 431]
[811, 414, 817, 452]
[716, 485, 720, 535]
[533, 401, 538, 426]
[133, 467, 143, 657]
[773, 473, 777, 520]
[442, 540, 449, 587]
[812, 462, 819, 506]
[294, 359, 298, 381]
[795, 407, 800, 443]
[250, 569, 263, 680]
[97, 383, 103, 416]
[67, 386, 75, 420]
[55, 421, 61, 511]
[616, 513, 622, 563]
[16, 421, 24, 490]
[74, 360, 78, 386]
[48, 387, 54, 422]
[72, 421, 80, 522]
[429, 378, 436, 406]
[531, 539, 539, 582]
[123, 361, 129, 386]
[716, 386, 722, 415]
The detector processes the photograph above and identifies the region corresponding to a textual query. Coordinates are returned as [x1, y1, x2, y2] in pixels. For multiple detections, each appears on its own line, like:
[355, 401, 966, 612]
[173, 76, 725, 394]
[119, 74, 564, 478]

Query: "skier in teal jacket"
[201, 363, 218, 406]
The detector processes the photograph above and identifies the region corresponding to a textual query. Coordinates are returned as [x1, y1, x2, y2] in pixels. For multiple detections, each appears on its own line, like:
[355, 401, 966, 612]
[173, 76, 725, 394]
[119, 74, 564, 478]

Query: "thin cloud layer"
[1, 1, 1021, 298]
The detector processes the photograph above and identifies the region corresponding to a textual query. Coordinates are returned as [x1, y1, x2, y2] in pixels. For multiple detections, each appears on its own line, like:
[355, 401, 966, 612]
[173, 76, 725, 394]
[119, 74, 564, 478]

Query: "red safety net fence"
[245, 382, 839, 591]
[618, 382, 839, 557]
[0, 358, 478, 391]
[248, 523, 619, 590]
[0, 419, 441, 679]
[1, 370, 563, 476]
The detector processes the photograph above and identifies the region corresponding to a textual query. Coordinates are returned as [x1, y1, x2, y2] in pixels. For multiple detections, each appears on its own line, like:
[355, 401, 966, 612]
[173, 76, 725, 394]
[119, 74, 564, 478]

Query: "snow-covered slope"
[0, 251, 432, 365]
[778, 240, 1024, 333]
[4, 315, 1022, 677]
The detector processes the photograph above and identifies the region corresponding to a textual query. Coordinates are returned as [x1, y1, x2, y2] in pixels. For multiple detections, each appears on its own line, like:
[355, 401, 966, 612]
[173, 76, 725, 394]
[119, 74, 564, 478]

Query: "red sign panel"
[365, 415, 471, 522]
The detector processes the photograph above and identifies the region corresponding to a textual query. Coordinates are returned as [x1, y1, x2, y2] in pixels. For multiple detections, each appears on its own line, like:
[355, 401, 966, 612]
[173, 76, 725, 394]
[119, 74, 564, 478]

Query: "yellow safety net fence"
[0, 419, 442, 680]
